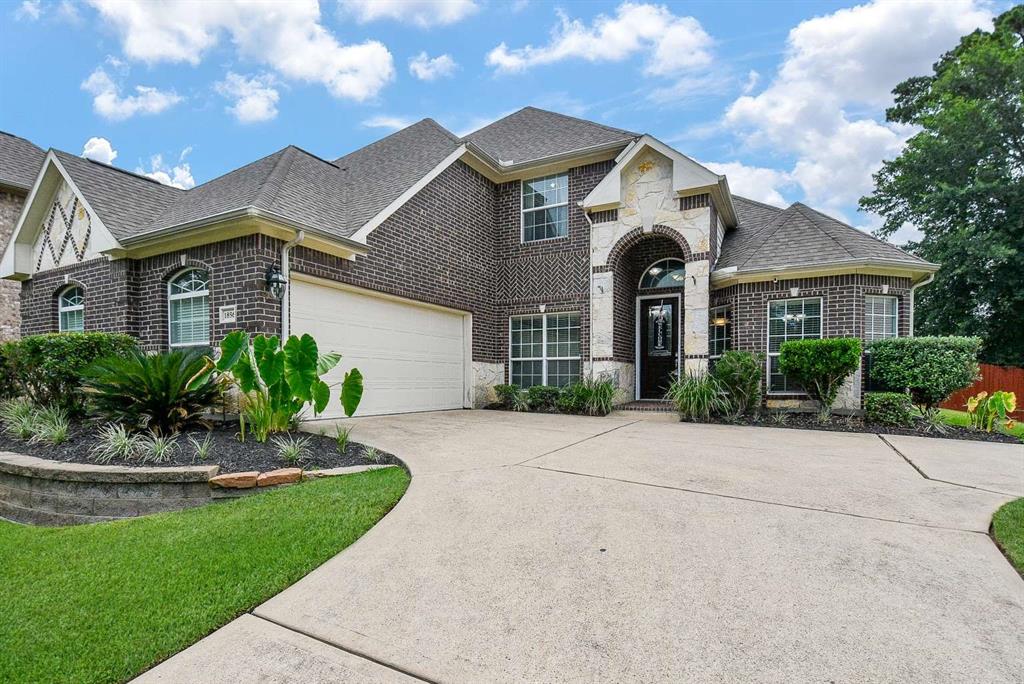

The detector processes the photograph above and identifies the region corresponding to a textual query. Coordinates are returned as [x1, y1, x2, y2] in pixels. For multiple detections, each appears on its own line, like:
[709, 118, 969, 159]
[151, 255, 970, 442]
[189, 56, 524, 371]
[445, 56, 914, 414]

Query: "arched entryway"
[609, 230, 691, 399]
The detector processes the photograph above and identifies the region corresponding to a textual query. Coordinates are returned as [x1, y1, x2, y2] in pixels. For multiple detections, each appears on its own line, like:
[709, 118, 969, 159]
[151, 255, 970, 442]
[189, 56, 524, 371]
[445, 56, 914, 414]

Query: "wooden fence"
[941, 363, 1024, 418]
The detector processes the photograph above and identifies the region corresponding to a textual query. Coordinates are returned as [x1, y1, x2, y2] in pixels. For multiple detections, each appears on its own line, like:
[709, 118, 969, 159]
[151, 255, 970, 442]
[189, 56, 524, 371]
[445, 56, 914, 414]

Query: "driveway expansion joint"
[249, 611, 440, 683]
[521, 464, 989, 535]
[513, 419, 642, 467]
[878, 434, 1020, 497]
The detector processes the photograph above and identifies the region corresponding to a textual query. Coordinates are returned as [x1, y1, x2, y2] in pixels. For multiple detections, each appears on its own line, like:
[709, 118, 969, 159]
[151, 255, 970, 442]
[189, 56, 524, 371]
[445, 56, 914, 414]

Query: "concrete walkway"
[138, 411, 1024, 683]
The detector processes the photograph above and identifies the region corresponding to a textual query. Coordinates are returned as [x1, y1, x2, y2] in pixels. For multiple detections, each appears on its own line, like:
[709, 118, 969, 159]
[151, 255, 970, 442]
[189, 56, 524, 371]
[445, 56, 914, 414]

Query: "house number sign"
[219, 305, 237, 324]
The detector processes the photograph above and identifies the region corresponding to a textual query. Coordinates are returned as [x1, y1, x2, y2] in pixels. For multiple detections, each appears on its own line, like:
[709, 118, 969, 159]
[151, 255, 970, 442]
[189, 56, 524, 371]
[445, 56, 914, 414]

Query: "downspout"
[279, 230, 305, 339]
[580, 202, 595, 380]
[908, 272, 935, 336]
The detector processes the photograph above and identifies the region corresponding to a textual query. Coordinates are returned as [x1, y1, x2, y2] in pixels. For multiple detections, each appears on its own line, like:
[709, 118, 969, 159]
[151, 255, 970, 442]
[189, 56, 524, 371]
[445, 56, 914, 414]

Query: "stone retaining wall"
[0, 452, 219, 526]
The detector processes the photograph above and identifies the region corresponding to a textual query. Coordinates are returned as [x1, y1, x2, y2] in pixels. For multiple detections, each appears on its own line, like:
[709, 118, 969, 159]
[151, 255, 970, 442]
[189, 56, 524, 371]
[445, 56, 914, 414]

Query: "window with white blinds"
[168, 269, 210, 347]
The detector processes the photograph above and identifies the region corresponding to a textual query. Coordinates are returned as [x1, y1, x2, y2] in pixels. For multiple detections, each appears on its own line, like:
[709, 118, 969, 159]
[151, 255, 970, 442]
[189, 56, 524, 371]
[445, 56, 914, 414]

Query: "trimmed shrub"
[2, 332, 137, 413]
[778, 338, 862, 420]
[665, 372, 730, 422]
[711, 351, 763, 417]
[0, 345, 17, 400]
[556, 382, 589, 414]
[556, 379, 617, 416]
[82, 348, 219, 435]
[867, 336, 981, 414]
[494, 384, 520, 409]
[864, 392, 914, 427]
[526, 385, 561, 411]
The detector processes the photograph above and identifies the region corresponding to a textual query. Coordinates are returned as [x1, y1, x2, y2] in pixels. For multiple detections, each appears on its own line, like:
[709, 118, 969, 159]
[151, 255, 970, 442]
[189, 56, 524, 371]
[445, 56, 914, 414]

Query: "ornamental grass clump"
[778, 338, 862, 421]
[665, 372, 730, 422]
[0, 398, 39, 440]
[711, 351, 763, 418]
[29, 405, 70, 445]
[90, 423, 143, 464]
[272, 433, 312, 467]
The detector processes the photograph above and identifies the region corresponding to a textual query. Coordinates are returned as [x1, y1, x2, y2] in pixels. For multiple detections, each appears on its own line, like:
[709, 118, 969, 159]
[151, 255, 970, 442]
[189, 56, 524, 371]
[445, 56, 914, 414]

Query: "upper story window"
[640, 259, 687, 289]
[767, 297, 822, 393]
[522, 173, 568, 242]
[58, 286, 84, 332]
[709, 306, 730, 359]
[865, 295, 898, 340]
[168, 268, 210, 347]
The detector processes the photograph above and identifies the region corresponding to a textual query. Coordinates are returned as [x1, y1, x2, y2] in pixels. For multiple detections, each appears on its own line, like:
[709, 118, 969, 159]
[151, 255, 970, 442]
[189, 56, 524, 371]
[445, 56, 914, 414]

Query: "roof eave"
[710, 258, 940, 286]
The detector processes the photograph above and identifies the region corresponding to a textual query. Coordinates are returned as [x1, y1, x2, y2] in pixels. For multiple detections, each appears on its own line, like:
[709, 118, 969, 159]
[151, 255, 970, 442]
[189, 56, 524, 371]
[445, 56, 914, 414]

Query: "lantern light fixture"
[266, 265, 288, 301]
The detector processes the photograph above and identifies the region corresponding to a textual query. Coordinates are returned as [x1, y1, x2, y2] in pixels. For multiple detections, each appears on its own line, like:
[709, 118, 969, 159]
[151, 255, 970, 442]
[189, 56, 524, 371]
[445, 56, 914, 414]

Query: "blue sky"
[0, 0, 1000, 242]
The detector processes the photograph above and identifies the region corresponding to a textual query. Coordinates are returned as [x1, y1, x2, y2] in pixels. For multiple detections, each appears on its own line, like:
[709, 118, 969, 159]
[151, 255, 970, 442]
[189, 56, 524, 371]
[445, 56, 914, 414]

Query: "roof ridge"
[790, 202, 856, 259]
[795, 202, 927, 262]
[253, 146, 298, 210]
[520, 106, 638, 138]
[182, 147, 289, 194]
[334, 118, 456, 165]
[732, 204, 799, 269]
[732, 194, 784, 211]
[53, 149, 183, 190]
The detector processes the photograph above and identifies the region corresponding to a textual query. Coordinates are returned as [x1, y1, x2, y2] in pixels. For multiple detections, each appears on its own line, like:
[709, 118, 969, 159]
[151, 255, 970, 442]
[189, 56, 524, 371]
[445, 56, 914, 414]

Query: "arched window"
[58, 286, 84, 332]
[639, 258, 686, 289]
[168, 269, 210, 347]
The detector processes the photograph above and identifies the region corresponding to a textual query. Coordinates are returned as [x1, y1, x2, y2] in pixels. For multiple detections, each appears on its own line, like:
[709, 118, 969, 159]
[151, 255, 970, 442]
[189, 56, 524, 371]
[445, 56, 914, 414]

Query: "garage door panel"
[292, 279, 467, 417]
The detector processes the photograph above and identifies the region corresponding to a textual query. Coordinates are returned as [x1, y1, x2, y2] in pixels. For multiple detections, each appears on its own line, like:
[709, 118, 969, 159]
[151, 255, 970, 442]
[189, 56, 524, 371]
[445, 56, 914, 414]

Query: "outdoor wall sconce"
[266, 265, 288, 301]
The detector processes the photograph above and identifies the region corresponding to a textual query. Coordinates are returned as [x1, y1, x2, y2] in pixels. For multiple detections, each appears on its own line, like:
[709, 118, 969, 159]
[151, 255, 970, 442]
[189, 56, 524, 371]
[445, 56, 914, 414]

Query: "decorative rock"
[209, 471, 259, 489]
[256, 468, 302, 487]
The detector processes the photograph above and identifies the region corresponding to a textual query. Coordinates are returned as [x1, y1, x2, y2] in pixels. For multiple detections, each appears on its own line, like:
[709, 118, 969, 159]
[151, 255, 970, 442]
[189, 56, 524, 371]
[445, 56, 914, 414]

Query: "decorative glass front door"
[639, 298, 679, 399]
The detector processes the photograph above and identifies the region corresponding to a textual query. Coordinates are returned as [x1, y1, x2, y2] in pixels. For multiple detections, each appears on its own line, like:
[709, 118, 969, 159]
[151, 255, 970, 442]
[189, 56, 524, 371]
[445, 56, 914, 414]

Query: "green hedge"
[867, 336, 980, 413]
[864, 392, 914, 427]
[779, 338, 862, 419]
[2, 333, 138, 413]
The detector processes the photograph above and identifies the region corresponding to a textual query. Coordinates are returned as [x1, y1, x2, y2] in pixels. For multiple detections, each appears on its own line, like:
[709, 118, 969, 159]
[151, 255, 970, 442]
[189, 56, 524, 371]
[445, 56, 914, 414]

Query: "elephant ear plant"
[200, 330, 363, 442]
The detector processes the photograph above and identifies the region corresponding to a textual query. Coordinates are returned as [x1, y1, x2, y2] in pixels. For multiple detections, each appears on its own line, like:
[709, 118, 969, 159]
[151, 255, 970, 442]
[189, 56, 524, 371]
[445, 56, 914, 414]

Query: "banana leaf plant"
[191, 330, 363, 441]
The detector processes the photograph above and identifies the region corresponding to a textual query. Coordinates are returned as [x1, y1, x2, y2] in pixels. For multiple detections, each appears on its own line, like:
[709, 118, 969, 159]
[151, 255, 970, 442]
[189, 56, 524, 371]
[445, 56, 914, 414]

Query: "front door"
[639, 297, 679, 399]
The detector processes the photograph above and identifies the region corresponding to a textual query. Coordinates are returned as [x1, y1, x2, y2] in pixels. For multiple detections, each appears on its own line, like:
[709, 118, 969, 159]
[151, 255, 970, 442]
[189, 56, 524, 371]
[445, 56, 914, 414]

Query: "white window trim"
[864, 294, 899, 341]
[634, 293, 682, 400]
[168, 268, 211, 348]
[766, 296, 823, 395]
[520, 174, 569, 244]
[509, 311, 581, 387]
[638, 258, 687, 290]
[58, 285, 84, 332]
[709, 305, 730, 360]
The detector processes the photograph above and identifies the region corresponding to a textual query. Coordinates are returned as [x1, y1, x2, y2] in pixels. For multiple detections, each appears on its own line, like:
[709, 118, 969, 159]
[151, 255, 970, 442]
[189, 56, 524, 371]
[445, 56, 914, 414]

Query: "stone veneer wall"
[710, 273, 913, 410]
[0, 190, 26, 341]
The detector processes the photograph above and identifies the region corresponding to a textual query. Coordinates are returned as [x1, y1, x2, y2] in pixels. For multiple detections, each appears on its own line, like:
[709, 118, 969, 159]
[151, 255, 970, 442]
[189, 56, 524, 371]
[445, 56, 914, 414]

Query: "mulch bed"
[701, 412, 1020, 443]
[0, 419, 402, 472]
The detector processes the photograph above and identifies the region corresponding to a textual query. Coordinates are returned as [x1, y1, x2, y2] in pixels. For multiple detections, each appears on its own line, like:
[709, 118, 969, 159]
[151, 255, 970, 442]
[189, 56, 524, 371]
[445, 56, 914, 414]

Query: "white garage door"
[291, 276, 469, 418]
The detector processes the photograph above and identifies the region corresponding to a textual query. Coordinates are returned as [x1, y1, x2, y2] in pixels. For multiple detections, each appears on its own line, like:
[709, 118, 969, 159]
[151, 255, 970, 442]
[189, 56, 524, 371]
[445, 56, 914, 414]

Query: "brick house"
[0, 108, 937, 415]
[0, 132, 46, 341]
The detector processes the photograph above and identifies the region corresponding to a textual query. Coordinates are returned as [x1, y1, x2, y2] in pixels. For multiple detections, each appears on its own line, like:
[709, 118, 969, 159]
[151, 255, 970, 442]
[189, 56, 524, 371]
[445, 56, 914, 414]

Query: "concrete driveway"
[139, 411, 1024, 683]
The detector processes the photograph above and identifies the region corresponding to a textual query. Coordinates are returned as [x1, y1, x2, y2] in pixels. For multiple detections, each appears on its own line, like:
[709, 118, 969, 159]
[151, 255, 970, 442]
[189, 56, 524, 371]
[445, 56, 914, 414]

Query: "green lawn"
[0, 468, 409, 684]
[993, 498, 1024, 575]
[938, 408, 1024, 440]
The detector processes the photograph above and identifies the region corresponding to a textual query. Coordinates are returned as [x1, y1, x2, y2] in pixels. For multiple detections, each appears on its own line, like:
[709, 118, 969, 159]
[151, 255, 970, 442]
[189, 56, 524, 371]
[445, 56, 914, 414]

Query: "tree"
[860, 7, 1024, 366]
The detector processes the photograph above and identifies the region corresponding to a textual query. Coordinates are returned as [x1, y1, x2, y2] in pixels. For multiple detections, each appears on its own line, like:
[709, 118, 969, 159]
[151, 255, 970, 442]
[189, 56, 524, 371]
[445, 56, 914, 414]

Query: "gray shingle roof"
[463, 107, 635, 166]
[0, 131, 46, 192]
[53, 151, 183, 241]
[718, 196, 933, 273]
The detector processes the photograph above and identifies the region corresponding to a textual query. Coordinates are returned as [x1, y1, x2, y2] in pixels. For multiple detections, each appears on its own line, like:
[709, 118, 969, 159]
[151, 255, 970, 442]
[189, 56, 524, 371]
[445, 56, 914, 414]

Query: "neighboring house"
[0, 108, 937, 416]
[0, 132, 46, 341]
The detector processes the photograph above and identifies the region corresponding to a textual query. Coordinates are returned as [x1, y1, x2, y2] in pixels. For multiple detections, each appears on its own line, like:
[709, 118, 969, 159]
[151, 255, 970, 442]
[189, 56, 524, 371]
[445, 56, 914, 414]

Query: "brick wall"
[0, 191, 26, 340]
[291, 160, 502, 362]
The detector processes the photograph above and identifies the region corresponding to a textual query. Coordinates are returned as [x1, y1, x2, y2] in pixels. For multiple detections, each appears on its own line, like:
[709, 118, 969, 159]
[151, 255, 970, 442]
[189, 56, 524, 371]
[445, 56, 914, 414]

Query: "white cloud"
[487, 3, 712, 75]
[15, 0, 40, 20]
[87, 0, 394, 101]
[361, 115, 414, 131]
[741, 69, 759, 94]
[723, 0, 991, 217]
[137, 152, 195, 190]
[81, 67, 182, 121]
[340, 0, 478, 27]
[409, 52, 457, 81]
[56, 0, 81, 23]
[215, 72, 280, 123]
[82, 137, 118, 165]
[702, 161, 793, 207]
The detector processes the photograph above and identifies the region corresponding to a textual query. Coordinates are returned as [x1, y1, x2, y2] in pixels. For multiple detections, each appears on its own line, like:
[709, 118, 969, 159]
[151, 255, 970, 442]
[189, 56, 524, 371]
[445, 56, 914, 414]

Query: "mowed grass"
[938, 408, 1024, 440]
[992, 498, 1024, 575]
[0, 468, 409, 684]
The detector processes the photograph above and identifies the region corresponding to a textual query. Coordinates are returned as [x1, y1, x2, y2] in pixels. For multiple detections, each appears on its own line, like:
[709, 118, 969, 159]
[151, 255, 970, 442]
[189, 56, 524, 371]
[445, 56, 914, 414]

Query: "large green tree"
[861, 7, 1024, 366]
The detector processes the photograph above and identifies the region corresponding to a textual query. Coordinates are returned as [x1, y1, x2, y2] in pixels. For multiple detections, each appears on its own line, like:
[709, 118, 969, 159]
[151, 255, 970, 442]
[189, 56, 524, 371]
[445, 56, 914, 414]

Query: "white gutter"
[580, 201, 595, 380]
[908, 271, 935, 336]
[280, 230, 305, 339]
